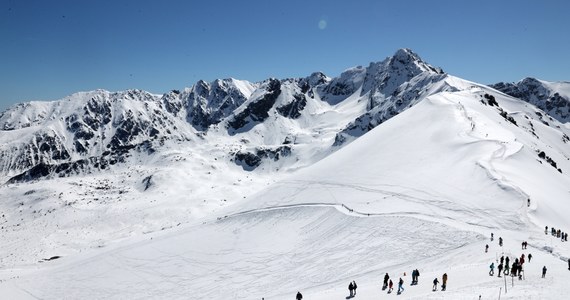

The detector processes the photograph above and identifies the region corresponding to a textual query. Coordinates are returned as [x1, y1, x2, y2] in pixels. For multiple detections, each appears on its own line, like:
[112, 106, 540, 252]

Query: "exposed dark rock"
[233, 145, 292, 171]
[276, 93, 306, 119]
[227, 79, 281, 133]
[142, 175, 153, 191]
[490, 78, 570, 123]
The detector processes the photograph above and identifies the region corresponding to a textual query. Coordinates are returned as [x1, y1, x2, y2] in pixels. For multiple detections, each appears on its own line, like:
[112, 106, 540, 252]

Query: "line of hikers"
[545, 226, 568, 241]
[381, 270, 447, 295]
[490, 253, 531, 279]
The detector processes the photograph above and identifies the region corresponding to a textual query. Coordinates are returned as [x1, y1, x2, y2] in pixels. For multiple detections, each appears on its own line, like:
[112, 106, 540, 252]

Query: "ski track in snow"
[2, 68, 570, 299]
[4, 205, 482, 300]
[439, 94, 531, 224]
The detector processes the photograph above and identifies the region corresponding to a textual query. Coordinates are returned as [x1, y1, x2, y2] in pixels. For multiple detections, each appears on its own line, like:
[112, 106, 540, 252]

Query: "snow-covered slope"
[1, 50, 570, 299]
[490, 78, 570, 123]
[0, 49, 447, 184]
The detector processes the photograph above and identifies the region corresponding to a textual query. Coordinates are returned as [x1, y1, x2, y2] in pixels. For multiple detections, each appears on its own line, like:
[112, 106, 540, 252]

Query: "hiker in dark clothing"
[383, 273, 389, 290]
[388, 279, 393, 293]
[397, 278, 404, 294]
[542, 266, 547, 278]
[545, 226, 548, 235]
[511, 262, 518, 277]
[498, 263, 503, 277]
[352, 281, 357, 295]
[499, 237, 503, 247]
[296, 291, 303, 300]
[489, 262, 495, 276]
[500, 256, 504, 265]
[442, 273, 448, 291]
[411, 269, 420, 285]
[348, 281, 354, 297]
[568, 258, 570, 270]
[528, 253, 532, 262]
[485, 244, 489, 253]
[433, 278, 439, 291]
[504, 257, 510, 275]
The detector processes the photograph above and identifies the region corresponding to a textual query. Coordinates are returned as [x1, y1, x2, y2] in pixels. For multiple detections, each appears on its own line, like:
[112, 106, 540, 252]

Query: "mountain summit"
[1, 49, 570, 299]
[0, 49, 450, 182]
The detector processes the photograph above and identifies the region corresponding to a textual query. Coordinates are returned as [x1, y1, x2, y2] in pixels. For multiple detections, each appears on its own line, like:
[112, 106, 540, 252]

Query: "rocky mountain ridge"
[1, 49, 568, 184]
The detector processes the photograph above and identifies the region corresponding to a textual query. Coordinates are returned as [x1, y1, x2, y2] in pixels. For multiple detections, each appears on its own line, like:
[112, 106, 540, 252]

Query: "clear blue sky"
[1, 0, 569, 112]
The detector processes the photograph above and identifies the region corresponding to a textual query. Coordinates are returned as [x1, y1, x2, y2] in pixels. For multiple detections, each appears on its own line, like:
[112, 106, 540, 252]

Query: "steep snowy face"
[0, 89, 194, 182]
[490, 78, 570, 123]
[185, 79, 255, 131]
[328, 48, 448, 145]
[0, 49, 483, 182]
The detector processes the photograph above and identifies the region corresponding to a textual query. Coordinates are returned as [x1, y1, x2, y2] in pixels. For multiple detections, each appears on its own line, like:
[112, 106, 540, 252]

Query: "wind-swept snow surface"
[1, 54, 570, 299]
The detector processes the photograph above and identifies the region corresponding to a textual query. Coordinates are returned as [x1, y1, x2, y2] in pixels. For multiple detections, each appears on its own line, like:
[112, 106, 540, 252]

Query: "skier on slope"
[296, 291, 303, 300]
[442, 273, 448, 291]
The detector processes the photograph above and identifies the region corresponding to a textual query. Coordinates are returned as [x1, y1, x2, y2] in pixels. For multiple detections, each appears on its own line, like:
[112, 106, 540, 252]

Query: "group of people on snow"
[348, 280, 357, 297]
[295, 229, 568, 298]
[545, 226, 568, 242]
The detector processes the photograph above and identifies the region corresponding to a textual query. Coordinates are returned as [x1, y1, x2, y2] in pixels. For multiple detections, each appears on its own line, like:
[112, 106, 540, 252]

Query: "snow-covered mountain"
[490, 77, 570, 123]
[0, 48, 448, 182]
[1, 49, 570, 299]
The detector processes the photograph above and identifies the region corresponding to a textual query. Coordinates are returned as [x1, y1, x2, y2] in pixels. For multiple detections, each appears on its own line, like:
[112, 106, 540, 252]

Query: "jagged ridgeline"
[0, 49, 568, 183]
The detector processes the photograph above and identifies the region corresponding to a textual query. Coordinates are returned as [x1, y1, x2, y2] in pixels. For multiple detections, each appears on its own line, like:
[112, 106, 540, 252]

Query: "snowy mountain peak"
[389, 48, 443, 74]
[3, 49, 570, 300]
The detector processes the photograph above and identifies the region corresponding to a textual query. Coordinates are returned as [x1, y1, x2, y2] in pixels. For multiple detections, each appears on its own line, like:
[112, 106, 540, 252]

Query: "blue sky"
[1, 0, 569, 111]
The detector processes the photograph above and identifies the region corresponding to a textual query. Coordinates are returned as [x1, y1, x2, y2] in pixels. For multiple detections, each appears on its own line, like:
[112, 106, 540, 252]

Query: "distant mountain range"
[0, 49, 568, 184]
